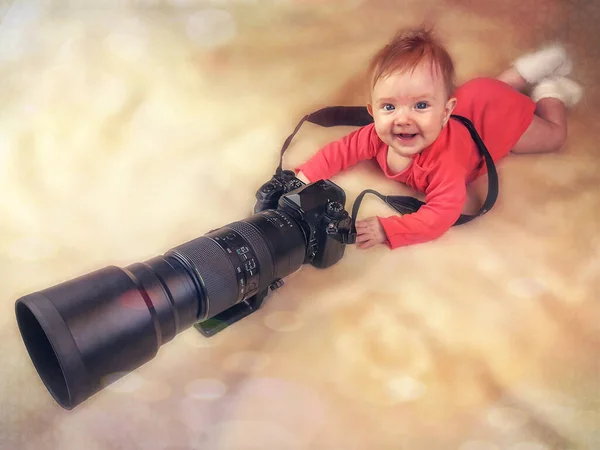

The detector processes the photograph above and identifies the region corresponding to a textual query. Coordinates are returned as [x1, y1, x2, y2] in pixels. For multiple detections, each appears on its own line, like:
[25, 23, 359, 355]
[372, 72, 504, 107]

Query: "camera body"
[255, 170, 353, 269]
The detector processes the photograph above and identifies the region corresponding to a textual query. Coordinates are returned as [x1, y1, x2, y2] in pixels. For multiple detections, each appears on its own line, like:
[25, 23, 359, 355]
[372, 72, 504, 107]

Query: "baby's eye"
[382, 104, 395, 111]
[415, 102, 429, 110]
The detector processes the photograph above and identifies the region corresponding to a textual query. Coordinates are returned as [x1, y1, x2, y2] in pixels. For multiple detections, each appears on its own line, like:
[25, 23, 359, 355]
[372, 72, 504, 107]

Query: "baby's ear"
[367, 103, 374, 116]
[444, 97, 457, 122]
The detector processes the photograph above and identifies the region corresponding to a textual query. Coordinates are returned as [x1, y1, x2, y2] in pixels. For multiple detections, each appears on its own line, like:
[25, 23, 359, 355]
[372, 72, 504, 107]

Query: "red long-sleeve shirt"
[295, 77, 536, 249]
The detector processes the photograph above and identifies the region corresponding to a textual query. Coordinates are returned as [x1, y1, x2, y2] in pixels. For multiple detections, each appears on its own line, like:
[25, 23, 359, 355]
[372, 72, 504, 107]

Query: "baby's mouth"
[396, 133, 417, 140]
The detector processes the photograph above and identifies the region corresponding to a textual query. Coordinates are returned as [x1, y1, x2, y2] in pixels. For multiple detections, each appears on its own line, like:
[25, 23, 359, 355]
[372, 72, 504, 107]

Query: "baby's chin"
[387, 141, 425, 158]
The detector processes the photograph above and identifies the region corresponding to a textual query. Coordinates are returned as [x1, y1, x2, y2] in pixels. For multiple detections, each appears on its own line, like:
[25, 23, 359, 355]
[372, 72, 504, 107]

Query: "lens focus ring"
[167, 237, 238, 320]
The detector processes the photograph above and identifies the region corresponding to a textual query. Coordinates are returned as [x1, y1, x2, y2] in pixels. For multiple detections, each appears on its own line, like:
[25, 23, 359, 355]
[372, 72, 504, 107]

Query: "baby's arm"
[294, 125, 378, 183]
[376, 164, 467, 249]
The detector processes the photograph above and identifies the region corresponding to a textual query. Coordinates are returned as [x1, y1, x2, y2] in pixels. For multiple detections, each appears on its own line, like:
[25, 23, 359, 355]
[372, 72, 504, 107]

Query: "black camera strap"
[275, 106, 499, 239]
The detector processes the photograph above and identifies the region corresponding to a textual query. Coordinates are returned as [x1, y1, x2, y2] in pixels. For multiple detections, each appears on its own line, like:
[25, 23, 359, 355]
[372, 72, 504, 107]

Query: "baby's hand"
[355, 217, 387, 249]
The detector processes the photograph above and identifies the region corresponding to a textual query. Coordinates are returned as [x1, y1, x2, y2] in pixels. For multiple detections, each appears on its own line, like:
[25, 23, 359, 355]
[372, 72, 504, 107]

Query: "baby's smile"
[395, 132, 418, 142]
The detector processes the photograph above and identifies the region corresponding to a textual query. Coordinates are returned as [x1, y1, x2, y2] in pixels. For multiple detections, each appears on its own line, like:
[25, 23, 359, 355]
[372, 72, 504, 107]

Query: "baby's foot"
[531, 76, 583, 107]
[513, 43, 572, 84]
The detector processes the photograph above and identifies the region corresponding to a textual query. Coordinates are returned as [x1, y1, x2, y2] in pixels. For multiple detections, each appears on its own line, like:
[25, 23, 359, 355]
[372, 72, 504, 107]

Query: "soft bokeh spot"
[485, 406, 530, 431]
[183, 9, 237, 49]
[184, 378, 227, 400]
[102, 371, 173, 402]
[386, 374, 427, 403]
[263, 310, 303, 332]
[130, 379, 173, 402]
[102, 20, 149, 61]
[507, 278, 548, 299]
[222, 351, 271, 373]
[102, 372, 146, 392]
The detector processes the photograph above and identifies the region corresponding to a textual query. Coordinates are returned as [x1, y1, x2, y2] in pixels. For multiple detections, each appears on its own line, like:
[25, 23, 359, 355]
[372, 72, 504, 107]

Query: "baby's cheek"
[374, 123, 390, 141]
[424, 119, 444, 139]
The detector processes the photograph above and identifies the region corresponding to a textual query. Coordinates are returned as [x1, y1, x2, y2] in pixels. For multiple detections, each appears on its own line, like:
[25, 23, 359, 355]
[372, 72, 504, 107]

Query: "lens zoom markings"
[209, 230, 261, 305]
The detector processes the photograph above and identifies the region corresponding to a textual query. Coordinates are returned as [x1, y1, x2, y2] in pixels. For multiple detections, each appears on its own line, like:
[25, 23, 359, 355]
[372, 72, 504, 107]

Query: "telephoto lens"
[15, 209, 306, 410]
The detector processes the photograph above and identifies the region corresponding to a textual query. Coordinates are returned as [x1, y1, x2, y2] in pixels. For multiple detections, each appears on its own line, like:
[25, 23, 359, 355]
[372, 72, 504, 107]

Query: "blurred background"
[1, 0, 599, 449]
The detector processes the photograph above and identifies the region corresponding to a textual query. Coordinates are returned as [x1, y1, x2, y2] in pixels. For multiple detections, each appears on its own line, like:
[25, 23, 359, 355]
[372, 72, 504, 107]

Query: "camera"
[254, 170, 353, 268]
[14, 171, 353, 410]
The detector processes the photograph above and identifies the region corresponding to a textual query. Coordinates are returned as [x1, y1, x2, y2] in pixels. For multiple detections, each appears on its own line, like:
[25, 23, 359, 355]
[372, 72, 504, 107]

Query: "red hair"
[367, 26, 456, 97]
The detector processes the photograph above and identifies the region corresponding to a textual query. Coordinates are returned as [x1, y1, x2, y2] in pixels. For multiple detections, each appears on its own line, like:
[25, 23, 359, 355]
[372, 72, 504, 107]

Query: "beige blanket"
[1, 0, 599, 449]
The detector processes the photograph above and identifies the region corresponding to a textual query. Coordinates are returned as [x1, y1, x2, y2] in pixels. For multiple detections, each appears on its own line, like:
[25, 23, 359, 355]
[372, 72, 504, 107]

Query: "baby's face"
[368, 63, 456, 158]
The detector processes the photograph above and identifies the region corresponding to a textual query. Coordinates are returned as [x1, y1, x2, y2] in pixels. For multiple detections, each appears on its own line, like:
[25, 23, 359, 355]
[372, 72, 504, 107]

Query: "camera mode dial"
[261, 182, 277, 193]
[326, 201, 344, 218]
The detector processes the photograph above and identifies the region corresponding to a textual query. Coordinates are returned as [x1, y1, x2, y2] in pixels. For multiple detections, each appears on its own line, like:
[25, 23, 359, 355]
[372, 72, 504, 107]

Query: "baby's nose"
[393, 110, 412, 125]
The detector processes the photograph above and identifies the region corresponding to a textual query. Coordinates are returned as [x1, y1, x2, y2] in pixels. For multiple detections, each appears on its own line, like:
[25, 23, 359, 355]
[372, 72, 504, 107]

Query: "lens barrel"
[15, 210, 306, 409]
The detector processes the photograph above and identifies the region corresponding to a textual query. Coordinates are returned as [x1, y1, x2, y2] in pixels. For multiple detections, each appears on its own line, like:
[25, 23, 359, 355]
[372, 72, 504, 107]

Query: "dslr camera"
[14, 169, 354, 410]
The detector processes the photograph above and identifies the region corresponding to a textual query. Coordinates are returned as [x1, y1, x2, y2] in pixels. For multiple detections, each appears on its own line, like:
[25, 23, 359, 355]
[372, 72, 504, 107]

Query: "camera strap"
[274, 106, 499, 240]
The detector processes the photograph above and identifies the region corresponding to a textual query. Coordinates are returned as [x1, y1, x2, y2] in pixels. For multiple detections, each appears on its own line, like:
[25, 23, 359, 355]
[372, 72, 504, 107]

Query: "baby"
[294, 27, 582, 249]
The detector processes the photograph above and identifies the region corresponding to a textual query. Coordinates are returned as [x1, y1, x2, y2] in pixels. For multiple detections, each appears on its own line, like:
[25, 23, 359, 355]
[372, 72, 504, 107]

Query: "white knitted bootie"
[513, 43, 572, 84]
[531, 76, 583, 108]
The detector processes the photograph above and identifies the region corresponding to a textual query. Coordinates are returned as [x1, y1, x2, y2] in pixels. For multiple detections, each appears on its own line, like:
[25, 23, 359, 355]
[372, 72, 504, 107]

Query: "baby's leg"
[496, 68, 528, 91]
[511, 99, 566, 154]
[511, 77, 582, 154]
